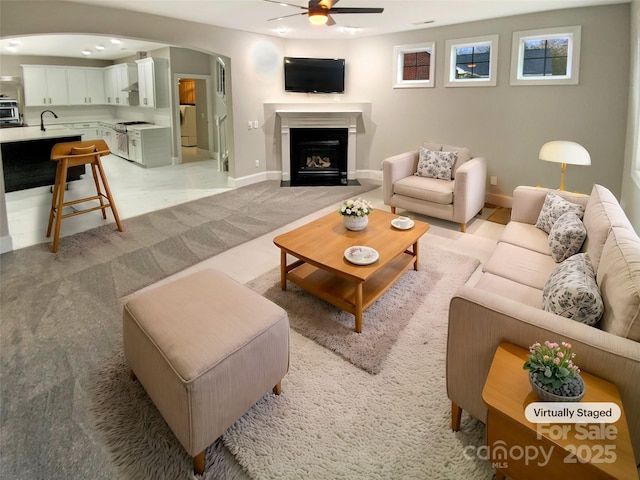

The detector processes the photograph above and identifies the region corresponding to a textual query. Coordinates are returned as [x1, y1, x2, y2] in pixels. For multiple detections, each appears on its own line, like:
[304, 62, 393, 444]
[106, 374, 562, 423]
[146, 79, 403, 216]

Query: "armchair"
[382, 142, 487, 232]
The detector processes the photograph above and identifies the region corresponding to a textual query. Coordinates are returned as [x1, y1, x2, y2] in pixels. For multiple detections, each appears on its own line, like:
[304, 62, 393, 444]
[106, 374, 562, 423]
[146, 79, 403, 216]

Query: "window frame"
[510, 26, 581, 86]
[392, 42, 436, 89]
[444, 34, 499, 87]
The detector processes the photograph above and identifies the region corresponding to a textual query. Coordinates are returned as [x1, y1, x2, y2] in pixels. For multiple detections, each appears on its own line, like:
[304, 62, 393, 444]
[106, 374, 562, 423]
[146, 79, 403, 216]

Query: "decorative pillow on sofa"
[542, 253, 603, 326]
[535, 191, 585, 234]
[415, 147, 458, 180]
[548, 212, 587, 262]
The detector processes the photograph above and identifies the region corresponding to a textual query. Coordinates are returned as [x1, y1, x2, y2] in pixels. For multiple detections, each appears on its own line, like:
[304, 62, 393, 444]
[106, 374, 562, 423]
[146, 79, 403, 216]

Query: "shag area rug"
[223, 245, 492, 479]
[88, 244, 491, 479]
[248, 253, 445, 375]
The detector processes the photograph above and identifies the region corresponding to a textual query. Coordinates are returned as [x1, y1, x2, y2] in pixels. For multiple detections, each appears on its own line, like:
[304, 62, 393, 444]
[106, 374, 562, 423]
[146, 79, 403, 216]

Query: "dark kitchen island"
[0, 126, 84, 192]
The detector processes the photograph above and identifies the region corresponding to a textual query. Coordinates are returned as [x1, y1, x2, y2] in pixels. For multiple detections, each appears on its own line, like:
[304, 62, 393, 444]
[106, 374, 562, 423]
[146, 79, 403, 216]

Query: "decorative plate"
[344, 246, 379, 265]
[391, 218, 415, 230]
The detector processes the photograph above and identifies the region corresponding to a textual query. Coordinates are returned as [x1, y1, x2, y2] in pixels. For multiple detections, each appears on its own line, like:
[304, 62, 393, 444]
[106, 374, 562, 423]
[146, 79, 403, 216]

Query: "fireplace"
[290, 128, 348, 186]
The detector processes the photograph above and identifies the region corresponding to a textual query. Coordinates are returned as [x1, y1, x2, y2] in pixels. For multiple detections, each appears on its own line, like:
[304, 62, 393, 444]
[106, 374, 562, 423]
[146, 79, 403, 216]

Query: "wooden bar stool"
[47, 139, 123, 253]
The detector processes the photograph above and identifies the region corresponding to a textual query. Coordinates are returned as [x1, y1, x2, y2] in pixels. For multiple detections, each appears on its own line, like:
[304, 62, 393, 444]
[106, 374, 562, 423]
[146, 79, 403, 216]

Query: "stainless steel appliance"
[0, 96, 22, 127]
[113, 121, 152, 160]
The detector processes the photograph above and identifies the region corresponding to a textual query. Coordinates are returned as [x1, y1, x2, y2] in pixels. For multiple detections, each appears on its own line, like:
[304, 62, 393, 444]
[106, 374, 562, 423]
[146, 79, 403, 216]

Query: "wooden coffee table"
[273, 210, 429, 333]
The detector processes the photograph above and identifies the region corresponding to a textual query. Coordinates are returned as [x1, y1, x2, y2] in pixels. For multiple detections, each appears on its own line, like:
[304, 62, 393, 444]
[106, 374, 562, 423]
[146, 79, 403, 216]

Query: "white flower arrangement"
[338, 198, 374, 217]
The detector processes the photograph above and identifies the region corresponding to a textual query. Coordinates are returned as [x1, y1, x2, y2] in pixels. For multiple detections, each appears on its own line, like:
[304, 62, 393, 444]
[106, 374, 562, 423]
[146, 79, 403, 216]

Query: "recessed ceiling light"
[95, 45, 105, 51]
[9, 39, 22, 46]
[6, 46, 18, 53]
[275, 26, 289, 35]
[81, 50, 92, 56]
[111, 38, 122, 45]
[342, 26, 361, 34]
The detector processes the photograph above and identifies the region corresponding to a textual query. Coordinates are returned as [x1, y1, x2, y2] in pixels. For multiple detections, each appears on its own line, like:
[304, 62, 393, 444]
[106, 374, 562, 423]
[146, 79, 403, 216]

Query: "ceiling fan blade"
[326, 14, 336, 26]
[263, 0, 308, 11]
[267, 11, 308, 21]
[330, 7, 384, 14]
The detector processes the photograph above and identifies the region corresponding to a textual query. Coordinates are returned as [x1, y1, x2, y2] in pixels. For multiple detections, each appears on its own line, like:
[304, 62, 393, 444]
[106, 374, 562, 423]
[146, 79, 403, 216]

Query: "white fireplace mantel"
[276, 109, 361, 182]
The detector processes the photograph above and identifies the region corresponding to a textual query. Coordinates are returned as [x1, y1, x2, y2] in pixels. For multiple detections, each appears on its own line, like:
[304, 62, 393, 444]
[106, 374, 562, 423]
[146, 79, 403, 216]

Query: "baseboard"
[228, 170, 281, 188]
[357, 169, 383, 184]
[485, 192, 513, 208]
[0, 234, 14, 254]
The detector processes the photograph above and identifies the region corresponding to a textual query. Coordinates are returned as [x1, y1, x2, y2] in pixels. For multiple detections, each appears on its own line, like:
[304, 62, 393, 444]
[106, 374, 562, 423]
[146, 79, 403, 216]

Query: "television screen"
[284, 57, 345, 94]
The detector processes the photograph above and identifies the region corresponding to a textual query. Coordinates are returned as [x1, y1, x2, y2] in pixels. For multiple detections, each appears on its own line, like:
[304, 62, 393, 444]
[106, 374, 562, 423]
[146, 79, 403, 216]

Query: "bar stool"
[47, 139, 123, 253]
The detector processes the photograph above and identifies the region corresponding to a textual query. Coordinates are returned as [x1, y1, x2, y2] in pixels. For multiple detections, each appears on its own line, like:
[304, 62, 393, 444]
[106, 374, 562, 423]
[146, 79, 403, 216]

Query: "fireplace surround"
[276, 109, 361, 185]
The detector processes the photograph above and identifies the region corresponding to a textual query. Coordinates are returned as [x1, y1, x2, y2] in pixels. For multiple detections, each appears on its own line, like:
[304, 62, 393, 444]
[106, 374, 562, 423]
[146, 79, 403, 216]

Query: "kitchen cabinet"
[22, 66, 69, 106]
[127, 126, 171, 167]
[64, 122, 100, 140]
[104, 63, 137, 106]
[67, 68, 105, 105]
[99, 123, 118, 153]
[136, 58, 169, 108]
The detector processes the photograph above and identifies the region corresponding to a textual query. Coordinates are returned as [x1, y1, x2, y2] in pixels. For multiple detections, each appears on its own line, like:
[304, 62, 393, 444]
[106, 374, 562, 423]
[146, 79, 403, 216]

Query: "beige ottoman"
[122, 269, 290, 474]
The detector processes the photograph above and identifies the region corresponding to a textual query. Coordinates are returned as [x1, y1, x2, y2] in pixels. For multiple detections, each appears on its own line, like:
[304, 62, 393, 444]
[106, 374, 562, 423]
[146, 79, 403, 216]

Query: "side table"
[482, 342, 638, 480]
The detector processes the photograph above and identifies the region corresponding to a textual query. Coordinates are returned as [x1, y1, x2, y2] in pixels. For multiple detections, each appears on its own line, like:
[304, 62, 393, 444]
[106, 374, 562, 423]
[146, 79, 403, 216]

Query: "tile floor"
[4, 154, 230, 251]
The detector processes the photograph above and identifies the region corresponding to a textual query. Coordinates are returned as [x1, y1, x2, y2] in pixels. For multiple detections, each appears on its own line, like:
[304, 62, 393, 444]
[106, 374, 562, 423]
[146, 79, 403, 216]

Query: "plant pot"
[529, 372, 585, 402]
[343, 215, 368, 231]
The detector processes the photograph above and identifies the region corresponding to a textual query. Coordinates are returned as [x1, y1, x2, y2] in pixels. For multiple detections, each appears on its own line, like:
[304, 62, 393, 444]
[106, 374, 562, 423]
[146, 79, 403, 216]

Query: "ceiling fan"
[264, 0, 384, 26]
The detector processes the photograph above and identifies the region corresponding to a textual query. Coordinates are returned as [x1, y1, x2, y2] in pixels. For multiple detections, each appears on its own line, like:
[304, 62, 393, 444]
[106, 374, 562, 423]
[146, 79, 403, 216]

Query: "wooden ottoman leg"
[273, 381, 282, 395]
[193, 451, 205, 475]
[451, 402, 462, 431]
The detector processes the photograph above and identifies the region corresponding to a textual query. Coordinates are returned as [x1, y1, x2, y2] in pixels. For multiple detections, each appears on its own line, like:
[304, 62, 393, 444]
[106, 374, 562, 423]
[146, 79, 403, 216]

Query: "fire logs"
[306, 156, 331, 168]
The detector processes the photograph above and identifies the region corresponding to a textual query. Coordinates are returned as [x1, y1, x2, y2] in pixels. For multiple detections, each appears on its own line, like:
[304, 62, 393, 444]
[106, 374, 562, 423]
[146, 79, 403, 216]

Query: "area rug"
[248, 246, 478, 375]
[224, 245, 492, 479]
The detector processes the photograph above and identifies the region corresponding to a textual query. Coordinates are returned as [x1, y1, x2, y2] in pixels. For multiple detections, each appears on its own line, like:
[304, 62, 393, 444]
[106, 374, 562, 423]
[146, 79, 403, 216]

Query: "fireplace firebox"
[290, 128, 348, 186]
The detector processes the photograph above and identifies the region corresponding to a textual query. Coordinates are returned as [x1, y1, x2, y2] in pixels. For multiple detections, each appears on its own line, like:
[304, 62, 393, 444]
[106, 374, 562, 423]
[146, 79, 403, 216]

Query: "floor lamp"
[539, 141, 591, 191]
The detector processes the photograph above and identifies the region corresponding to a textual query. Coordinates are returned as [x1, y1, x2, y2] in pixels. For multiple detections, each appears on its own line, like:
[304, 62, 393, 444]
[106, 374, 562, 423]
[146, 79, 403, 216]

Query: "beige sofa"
[446, 184, 640, 459]
[382, 142, 487, 232]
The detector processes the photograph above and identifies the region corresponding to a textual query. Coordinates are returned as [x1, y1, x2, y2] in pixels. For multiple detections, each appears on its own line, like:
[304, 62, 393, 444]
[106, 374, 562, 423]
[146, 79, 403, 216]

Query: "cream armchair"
[382, 143, 487, 232]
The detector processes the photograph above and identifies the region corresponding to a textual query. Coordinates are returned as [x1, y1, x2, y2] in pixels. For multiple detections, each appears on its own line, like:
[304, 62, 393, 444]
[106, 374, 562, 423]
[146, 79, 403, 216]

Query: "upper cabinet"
[22, 66, 69, 106]
[136, 58, 169, 108]
[103, 63, 137, 106]
[67, 67, 105, 105]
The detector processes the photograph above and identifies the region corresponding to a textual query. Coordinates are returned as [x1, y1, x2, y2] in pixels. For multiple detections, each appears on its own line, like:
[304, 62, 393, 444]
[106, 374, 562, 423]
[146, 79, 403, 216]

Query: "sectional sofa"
[446, 184, 640, 460]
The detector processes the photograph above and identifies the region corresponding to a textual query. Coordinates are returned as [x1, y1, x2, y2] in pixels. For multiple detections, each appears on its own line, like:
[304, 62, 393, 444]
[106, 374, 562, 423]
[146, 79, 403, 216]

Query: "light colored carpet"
[224, 244, 494, 479]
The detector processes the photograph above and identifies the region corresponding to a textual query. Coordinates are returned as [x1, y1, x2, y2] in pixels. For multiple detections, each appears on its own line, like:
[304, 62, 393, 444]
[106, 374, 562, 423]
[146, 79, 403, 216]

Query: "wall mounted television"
[284, 57, 345, 94]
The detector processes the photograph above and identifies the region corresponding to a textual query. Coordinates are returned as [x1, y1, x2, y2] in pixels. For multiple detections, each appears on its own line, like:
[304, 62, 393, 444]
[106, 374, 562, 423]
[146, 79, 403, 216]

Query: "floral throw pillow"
[415, 147, 457, 180]
[548, 212, 587, 262]
[542, 253, 603, 326]
[535, 192, 585, 234]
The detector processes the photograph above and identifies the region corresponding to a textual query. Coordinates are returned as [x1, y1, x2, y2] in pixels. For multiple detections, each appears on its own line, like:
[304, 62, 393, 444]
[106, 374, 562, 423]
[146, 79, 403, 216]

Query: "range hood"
[122, 82, 139, 93]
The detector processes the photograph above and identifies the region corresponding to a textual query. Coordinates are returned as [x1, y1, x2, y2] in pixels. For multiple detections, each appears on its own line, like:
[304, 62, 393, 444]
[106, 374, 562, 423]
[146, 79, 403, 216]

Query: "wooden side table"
[482, 342, 638, 480]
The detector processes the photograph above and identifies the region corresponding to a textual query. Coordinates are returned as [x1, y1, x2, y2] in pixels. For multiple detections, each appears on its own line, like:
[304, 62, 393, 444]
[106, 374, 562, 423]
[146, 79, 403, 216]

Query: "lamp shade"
[308, 7, 329, 25]
[539, 141, 591, 166]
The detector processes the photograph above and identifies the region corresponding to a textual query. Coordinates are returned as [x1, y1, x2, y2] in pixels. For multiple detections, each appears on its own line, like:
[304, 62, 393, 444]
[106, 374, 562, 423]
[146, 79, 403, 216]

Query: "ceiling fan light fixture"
[308, 10, 328, 25]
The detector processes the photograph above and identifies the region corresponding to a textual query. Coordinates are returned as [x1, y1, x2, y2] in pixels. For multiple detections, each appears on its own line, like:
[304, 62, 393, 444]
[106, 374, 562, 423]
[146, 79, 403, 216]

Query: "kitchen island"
[0, 126, 83, 192]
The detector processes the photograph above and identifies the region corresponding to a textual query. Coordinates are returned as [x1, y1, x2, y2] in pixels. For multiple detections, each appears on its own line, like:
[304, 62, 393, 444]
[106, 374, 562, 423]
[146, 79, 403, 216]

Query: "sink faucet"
[40, 110, 58, 131]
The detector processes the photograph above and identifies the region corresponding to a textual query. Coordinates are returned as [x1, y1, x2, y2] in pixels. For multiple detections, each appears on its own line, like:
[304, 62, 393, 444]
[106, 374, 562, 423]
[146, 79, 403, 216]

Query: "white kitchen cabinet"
[135, 58, 169, 108]
[63, 122, 100, 140]
[67, 68, 105, 105]
[22, 66, 69, 106]
[103, 63, 137, 106]
[127, 126, 171, 167]
[99, 123, 118, 153]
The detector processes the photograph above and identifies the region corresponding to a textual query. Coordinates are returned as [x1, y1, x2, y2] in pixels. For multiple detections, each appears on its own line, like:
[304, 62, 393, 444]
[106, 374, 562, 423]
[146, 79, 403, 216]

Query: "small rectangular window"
[511, 26, 581, 85]
[444, 35, 498, 87]
[393, 42, 435, 89]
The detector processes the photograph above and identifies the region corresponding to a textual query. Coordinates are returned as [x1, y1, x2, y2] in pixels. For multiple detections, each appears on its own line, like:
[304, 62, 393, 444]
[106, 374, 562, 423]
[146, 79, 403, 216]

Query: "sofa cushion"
[582, 184, 635, 271]
[442, 144, 471, 179]
[542, 253, 603, 326]
[394, 175, 454, 205]
[596, 226, 640, 341]
[475, 272, 543, 308]
[421, 141, 442, 152]
[415, 147, 457, 180]
[483, 242, 557, 290]
[499, 221, 551, 255]
[548, 212, 587, 262]
[535, 191, 585, 234]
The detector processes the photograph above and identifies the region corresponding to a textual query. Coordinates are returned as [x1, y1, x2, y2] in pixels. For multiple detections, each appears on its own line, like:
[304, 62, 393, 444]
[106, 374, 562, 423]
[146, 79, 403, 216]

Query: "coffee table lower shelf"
[284, 251, 415, 333]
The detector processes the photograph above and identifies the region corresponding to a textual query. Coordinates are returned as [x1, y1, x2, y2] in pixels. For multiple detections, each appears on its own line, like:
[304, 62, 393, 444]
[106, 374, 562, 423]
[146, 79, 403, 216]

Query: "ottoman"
[122, 268, 290, 474]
